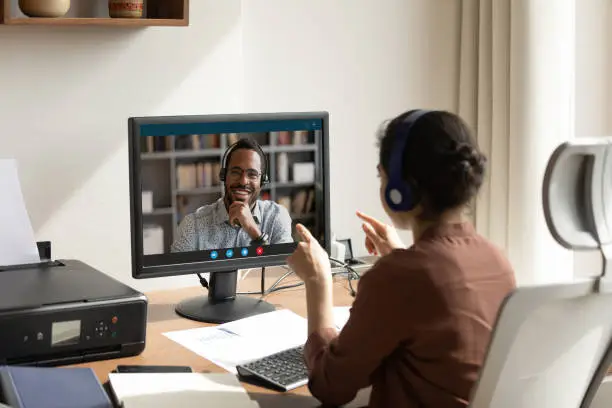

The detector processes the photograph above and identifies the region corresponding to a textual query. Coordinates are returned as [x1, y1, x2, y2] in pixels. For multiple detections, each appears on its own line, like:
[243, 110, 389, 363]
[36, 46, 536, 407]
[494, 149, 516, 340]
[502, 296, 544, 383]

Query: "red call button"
[256, 246, 264, 256]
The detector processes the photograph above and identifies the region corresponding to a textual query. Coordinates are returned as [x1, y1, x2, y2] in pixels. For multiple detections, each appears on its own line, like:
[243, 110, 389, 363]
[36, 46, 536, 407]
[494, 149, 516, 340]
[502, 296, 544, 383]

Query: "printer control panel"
[45, 313, 120, 346]
[92, 315, 120, 340]
[0, 299, 147, 364]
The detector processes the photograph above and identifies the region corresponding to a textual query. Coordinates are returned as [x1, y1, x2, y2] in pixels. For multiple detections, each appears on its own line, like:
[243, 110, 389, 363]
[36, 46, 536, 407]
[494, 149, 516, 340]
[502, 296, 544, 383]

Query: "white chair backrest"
[468, 138, 612, 408]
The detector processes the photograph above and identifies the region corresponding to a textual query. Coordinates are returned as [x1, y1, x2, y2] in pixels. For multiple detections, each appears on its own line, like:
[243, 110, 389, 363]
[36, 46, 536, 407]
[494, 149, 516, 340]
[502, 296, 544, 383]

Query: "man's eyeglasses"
[228, 167, 261, 181]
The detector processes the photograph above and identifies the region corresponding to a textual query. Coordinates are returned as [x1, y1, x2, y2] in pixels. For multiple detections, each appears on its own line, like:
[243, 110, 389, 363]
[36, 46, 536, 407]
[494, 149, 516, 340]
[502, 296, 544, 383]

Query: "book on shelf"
[291, 190, 308, 215]
[277, 152, 289, 182]
[177, 164, 197, 190]
[226, 133, 240, 145]
[287, 187, 315, 216]
[191, 135, 200, 150]
[304, 188, 315, 214]
[177, 162, 221, 191]
[141, 130, 313, 154]
[277, 195, 291, 213]
[292, 130, 308, 145]
[143, 136, 172, 153]
[276, 131, 291, 145]
[175, 134, 221, 151]
[272, 130, 309, 146]
[142, 135, 223, 153]
[195, 163, 215, 188]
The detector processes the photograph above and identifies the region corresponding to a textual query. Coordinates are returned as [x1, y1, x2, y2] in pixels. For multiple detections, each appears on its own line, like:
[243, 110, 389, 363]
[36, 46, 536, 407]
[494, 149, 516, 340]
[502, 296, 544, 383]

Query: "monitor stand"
[175, 270, 276, 324]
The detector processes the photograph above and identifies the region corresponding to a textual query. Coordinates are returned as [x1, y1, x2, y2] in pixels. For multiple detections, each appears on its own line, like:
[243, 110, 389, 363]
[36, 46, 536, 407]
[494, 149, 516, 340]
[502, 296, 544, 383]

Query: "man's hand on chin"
[228, 201, 261, 239]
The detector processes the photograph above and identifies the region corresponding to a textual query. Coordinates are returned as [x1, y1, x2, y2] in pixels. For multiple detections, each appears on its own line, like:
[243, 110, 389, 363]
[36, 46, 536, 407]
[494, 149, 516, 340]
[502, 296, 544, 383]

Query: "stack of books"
[0, 365, 259, 408]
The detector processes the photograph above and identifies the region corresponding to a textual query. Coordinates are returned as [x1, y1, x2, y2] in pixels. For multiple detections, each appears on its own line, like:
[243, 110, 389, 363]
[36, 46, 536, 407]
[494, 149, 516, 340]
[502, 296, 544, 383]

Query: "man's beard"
[224, 183, 258, 208]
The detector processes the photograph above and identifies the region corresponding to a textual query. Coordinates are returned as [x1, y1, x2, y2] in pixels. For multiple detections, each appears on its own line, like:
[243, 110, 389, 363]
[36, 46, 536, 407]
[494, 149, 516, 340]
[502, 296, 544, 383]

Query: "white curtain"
[458, 0, 576, 285]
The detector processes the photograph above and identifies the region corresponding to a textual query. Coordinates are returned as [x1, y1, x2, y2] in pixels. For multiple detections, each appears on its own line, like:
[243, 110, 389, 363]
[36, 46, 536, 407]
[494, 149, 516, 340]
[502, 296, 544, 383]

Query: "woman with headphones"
[287, 110, 516, 407]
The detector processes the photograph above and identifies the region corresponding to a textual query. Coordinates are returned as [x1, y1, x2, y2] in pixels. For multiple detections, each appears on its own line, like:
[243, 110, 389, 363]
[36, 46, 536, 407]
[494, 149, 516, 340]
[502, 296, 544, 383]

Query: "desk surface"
[74, 267, 612, 407]
[75, 270, 358, 408]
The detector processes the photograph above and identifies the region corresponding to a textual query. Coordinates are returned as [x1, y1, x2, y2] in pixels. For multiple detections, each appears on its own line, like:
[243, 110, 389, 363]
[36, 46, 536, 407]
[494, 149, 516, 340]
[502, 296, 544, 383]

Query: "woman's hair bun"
[450, 141, 487, 177]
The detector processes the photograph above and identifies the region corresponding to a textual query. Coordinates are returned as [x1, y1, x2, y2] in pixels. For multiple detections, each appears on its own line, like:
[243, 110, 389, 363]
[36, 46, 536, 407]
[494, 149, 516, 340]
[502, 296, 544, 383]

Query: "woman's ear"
[377, 165, 388, 182]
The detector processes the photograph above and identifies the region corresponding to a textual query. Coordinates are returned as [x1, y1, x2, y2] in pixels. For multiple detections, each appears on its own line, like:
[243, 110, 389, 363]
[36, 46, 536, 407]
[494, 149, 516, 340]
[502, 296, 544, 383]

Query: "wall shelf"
[1, 0, 189, 27]
[0, 17, 187, 26]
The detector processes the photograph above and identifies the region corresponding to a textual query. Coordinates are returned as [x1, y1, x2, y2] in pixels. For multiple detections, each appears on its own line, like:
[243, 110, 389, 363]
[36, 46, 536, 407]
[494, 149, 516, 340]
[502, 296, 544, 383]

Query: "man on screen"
[171, 138, 294, 252]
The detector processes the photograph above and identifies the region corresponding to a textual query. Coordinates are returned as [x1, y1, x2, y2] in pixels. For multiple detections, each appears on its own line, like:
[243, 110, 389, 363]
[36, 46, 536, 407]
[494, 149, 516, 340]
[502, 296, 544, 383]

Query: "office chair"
[467, 138, 612, 408]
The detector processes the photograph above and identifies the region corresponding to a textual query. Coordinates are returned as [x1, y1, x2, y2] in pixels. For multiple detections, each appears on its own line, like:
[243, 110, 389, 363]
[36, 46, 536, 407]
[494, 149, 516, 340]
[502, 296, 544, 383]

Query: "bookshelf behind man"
[140, 131, 320, 253]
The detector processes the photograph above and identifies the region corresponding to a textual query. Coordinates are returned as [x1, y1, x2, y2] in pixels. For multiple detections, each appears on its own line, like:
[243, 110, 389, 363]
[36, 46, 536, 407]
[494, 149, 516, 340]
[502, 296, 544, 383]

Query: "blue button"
[241, 248, 248, 257]
[226, 249, 234, 258]
[210, 251, 218, 259]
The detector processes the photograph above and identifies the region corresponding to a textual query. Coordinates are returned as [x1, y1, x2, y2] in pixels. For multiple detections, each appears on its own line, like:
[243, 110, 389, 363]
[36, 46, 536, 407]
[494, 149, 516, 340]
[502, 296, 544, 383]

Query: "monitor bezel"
[128, 111, 331, 279]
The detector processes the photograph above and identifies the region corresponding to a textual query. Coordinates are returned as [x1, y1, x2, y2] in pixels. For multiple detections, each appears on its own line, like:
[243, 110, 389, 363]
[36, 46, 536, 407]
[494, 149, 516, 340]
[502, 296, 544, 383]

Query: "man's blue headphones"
[384, 109, 431, 212]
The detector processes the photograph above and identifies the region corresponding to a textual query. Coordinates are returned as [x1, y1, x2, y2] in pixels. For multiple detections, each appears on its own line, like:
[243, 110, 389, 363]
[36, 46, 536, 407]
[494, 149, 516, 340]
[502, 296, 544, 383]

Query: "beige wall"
[0, 0, 460, 292]
[1, 0, 608, 291]
[242, 0, 460, 254]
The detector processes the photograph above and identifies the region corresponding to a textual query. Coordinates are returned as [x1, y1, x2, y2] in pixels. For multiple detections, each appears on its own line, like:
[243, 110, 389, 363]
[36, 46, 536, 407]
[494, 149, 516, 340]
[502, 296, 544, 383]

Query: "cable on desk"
[195, 267, 299, 296]
[329, 257, 360, 297]
[236, 257, 361, 297]
[261, 266, 265, 294]
[196, 272, 209, 290]
[237, 268, 299, 296]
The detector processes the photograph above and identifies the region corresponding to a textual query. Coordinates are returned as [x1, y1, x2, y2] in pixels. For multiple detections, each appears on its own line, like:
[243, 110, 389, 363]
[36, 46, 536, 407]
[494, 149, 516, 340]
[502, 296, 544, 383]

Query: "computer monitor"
[128, 112, 330, 323]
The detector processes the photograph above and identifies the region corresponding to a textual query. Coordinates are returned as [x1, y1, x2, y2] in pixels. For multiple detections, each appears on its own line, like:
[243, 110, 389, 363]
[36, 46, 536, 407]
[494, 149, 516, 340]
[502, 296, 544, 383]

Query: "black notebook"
[0, 365, 112, 408]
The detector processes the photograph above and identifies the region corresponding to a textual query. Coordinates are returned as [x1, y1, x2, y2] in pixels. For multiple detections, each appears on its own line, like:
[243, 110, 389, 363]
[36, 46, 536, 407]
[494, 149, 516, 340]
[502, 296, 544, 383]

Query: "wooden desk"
[75, 270, 357, 408]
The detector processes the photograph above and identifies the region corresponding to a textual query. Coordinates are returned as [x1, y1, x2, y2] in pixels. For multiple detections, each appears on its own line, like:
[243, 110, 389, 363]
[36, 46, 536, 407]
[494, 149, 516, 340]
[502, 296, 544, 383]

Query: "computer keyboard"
[236, 345, 309, 391]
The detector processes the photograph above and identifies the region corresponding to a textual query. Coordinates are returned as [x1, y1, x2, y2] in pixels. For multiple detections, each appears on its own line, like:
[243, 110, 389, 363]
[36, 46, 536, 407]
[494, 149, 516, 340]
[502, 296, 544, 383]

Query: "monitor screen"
[128, 112, 330, 279]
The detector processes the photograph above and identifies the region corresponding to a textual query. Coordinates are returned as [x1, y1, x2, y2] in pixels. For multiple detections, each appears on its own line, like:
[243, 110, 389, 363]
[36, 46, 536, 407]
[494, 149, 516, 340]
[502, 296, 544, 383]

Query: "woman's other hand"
[287, 224, 332, 287]
[357, 211, 406, 256]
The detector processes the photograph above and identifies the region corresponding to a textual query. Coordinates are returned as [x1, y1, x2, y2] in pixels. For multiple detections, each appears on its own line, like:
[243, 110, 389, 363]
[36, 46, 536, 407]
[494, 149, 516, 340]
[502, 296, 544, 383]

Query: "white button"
[390, 189, 403, 205]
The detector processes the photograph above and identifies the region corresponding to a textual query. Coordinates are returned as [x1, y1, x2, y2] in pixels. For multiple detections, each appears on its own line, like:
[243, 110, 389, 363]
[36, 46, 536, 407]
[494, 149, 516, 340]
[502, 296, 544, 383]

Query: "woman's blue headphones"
[384, 109, 431, 212]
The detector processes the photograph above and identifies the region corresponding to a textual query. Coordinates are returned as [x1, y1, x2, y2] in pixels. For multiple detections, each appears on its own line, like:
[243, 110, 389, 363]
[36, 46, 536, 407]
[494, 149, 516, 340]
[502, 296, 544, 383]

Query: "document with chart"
[164, 309, 308, 374]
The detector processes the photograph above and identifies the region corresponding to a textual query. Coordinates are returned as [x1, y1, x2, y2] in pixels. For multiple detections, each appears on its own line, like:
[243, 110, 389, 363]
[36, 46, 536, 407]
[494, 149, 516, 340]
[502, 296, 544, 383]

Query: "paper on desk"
[0, 159, 40, 267]
[333, 306, 351, 330]
[164, 309, 307, 374]
[221, 308, 308, 337]
[164, 308, 352, 374]
[108, 372, 259, 408]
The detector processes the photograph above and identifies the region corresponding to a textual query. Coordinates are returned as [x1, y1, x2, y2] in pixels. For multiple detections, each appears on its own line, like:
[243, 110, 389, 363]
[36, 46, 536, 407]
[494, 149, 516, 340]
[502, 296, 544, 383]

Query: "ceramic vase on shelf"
[19, 0, 70, 18]
[109, 0, 144, 18]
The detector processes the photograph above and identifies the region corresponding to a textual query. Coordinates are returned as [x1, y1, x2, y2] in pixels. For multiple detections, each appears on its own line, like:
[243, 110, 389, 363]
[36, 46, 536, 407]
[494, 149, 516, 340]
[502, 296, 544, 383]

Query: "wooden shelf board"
[175, 184, 276, 196]
[262, 144, 317, 153]
[1, 17, 187, 27]
[175, 186, 223, 196]
[143, 208, 174, 216]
